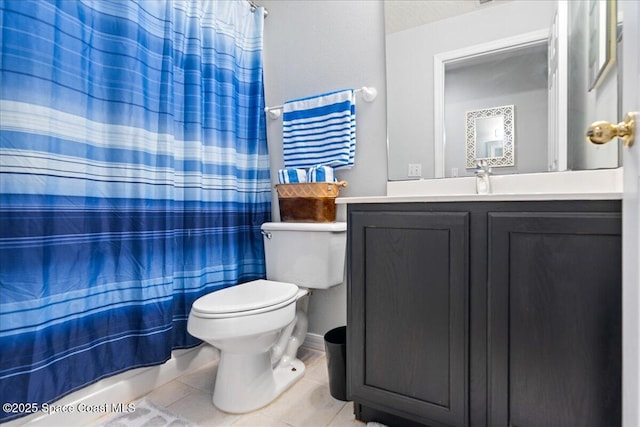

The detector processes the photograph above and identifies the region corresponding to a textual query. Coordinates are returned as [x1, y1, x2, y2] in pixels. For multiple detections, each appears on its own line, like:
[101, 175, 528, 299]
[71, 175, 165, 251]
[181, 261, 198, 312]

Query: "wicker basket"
[275, 181, 348, 222]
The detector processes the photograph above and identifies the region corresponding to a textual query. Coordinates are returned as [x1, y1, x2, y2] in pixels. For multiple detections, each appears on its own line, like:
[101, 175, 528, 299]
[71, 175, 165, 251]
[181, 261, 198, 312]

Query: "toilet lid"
[191, 279, 299, 315]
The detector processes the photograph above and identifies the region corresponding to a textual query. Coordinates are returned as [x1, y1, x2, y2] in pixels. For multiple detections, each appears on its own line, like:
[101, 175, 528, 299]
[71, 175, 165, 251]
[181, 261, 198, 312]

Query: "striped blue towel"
[278, 168, 308, 184]
[307, 165, 336, 182]
[282, 89, 356, 169]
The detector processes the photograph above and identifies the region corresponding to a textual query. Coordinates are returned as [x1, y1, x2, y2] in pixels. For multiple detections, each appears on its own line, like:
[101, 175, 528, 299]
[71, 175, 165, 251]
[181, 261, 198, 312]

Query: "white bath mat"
[97, 398, 195, 427]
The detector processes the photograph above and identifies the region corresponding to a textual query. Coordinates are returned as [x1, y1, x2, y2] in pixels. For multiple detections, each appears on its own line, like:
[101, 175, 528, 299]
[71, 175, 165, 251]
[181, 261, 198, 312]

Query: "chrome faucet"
[474, 160, 492, 194]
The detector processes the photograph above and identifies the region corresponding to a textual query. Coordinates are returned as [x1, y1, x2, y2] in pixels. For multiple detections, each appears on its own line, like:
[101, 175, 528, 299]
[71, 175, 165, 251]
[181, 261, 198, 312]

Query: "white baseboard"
[7, 344, 218, 427]
[303, 332, 326, 352]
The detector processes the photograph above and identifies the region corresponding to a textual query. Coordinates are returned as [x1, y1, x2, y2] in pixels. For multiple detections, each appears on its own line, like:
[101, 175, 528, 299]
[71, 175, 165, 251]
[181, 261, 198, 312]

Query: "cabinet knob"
[586, 112, 637, 147]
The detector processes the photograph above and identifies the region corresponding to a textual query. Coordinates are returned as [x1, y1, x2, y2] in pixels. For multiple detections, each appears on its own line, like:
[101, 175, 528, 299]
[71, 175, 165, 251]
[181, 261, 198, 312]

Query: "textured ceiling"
[384, 0, 512, 34]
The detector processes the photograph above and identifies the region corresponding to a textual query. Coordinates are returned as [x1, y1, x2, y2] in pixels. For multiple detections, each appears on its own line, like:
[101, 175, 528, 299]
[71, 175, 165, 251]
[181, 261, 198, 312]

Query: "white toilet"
[187, 221, 347, 414]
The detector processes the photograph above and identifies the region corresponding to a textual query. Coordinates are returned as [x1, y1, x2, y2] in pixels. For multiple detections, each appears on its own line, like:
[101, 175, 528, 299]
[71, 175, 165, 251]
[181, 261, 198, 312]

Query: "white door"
[621, 1, 640, 426]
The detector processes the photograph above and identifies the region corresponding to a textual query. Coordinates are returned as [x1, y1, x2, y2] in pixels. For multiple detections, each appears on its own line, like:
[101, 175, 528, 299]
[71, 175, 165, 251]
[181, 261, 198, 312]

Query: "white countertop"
[337, 169, 623, 204]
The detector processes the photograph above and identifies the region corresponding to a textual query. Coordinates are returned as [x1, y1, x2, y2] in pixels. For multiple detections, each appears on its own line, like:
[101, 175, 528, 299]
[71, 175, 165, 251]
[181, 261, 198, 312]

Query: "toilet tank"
[261, 222, 346, 289]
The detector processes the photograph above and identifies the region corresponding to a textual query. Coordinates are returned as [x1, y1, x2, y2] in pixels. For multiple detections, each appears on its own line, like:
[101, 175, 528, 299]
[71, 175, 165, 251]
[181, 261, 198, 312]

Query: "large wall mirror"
[385, 0, 621, 181]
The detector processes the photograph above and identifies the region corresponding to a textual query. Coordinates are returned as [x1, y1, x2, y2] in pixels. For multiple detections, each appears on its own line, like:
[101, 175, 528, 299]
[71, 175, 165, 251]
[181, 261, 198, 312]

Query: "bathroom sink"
[337, 168, 623, 204]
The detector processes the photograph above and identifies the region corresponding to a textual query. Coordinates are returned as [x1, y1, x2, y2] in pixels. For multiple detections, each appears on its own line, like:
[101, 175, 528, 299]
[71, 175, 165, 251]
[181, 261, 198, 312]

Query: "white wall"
[261, 0, 388, 335]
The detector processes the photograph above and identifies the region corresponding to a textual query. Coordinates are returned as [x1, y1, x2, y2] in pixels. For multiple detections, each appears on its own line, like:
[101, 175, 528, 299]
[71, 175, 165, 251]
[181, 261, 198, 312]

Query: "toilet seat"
[191, 279, 299, 319]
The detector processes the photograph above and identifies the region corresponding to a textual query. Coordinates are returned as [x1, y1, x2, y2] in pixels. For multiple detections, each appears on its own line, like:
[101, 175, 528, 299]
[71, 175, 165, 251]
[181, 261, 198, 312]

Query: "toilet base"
[212, 350, 305, 414]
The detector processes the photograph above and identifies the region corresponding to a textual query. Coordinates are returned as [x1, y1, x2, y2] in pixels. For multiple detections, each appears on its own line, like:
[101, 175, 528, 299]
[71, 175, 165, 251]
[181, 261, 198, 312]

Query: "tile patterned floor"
[93, 347, 365, 427]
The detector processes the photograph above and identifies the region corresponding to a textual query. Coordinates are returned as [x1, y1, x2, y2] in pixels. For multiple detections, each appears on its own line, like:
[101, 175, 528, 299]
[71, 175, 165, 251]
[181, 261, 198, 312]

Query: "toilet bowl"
[187, 279, 306, 413]
[187, 222, 347, 414]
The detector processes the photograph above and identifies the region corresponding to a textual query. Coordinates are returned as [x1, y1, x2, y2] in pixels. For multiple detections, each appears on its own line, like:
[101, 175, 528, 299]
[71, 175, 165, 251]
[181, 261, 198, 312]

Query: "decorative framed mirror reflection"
[465, 105, 514, 169]
[588, 0, 617, 91]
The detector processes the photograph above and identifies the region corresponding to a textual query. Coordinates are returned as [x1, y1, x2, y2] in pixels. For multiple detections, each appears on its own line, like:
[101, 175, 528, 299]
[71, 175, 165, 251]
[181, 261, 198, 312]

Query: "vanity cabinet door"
[487, 212, 622, 426]
[348, 210, 469, 427]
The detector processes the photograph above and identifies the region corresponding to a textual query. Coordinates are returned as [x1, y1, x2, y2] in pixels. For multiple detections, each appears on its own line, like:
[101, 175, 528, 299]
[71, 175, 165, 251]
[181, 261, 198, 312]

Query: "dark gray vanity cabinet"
[487, 212, 622, 427]
[346, 201, 621, 427]
[348, 210, 469, 427]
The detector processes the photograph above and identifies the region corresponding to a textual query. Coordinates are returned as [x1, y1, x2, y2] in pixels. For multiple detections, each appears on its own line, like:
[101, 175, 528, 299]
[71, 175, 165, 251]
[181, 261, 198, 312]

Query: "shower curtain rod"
[263, 86, 378, 120]
[247, 0, 268, 18]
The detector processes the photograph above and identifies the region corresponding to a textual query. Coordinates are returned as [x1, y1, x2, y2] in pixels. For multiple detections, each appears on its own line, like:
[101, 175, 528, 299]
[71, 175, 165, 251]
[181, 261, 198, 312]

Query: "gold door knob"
[586, 112, 637, 147]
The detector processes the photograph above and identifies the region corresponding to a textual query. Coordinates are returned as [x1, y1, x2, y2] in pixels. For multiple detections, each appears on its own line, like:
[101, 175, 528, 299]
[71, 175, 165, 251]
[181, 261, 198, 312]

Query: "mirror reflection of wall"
[568, 0, 619, 170]
[385, 1, 555, 180]
[385, 0, 620, 181]
[445, 45, 547, 177]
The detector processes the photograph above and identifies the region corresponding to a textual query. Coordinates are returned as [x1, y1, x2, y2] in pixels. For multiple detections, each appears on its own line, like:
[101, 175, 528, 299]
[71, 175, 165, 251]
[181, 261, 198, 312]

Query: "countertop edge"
[336, 192, 623, 204]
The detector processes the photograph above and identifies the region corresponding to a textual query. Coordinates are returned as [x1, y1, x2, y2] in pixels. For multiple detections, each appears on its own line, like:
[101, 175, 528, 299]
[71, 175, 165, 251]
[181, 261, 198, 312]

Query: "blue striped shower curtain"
[0, 0, 270, 420]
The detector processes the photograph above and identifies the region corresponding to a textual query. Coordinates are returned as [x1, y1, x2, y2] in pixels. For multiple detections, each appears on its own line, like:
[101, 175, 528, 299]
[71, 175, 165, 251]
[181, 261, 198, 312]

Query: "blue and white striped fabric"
[282, 89, 356, 169]
[0, 1, 269, 421]
[307, 166, 336, 183]
[277, 168, 308, 184]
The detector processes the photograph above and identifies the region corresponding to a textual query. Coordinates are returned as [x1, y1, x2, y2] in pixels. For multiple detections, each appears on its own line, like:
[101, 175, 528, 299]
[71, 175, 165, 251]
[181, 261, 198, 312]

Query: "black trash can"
[324, 326, 349, 401]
